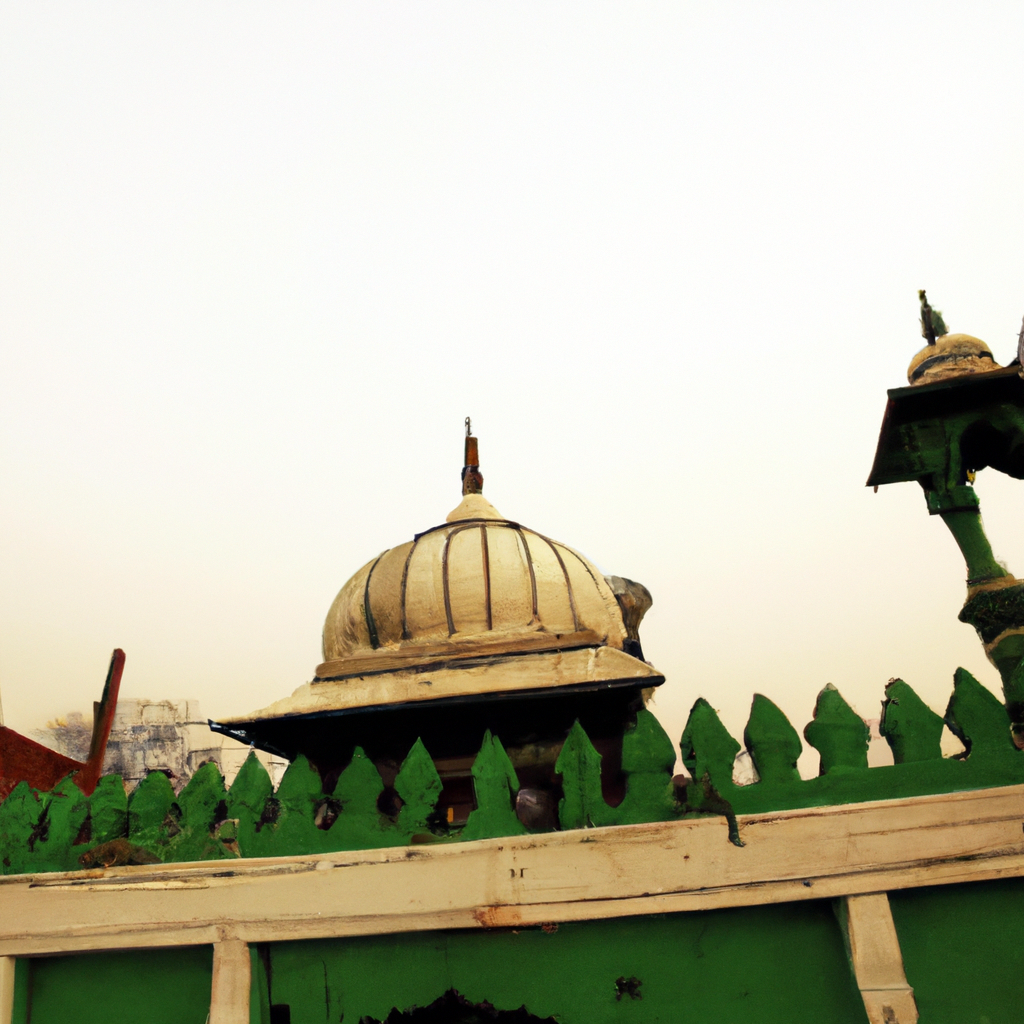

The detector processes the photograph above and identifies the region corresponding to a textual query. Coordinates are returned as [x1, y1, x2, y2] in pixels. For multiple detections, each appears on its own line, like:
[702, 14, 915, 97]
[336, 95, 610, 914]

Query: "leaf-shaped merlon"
[228, 751, 273, 817]
[89, 774, 128, 845]
[744, 694, 801, 784]
[165, 761, 229, 863]
[880, 680, 944, 763]
[615, 709, 678, 824]
[803, 685, 869, 773]
[622, 709, 677, 775]
[34, 775, 88, 872]
[274, 754, 323, 810]
[127, 770, 176, 851]
[463, 731, 525, 841]
[270, 754, 328, 855]
[227, 751, 274, 857]
[945, 667, 1011, 758]
[330, 748, 391, 849]
[0, 782, 47, 875]
[679, 699, 740, 788]
[556, 720, 611, 830]
[395, 738, 442, 836]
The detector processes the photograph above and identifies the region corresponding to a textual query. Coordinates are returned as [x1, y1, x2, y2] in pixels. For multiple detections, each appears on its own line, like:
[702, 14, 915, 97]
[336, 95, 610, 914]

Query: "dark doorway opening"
[362, 989, 555, 1023]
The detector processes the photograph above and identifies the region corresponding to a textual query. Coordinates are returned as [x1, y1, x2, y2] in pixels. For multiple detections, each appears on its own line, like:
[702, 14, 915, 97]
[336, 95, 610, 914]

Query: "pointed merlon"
[556, 719, 611, 830]
[804, 684, 869, 773]
[679, 698, 740, 789]
[945, 667, 1012, 757]
[745, 694, 802, 784]
[880, 680, 944, 763]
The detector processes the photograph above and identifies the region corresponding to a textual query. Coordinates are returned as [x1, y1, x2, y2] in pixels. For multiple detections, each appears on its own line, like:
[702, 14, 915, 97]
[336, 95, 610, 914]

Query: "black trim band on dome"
[537, 534, 581, 632]
[363, 551, 388, 650]
[441, 522, 481, 636]
[480, 525, 492, 632]
[413, 517, 522, 542]
[514, 527, 540, 621]
[910, 350, 995, 381]
[399, 539, 419, 641]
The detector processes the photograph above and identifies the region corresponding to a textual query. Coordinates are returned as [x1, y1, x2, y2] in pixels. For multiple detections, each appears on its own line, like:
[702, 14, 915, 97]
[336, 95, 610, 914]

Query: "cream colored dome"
[317, 492, 627, 679]
[216, 488, 662, 727]
[908, 333, 999, 385]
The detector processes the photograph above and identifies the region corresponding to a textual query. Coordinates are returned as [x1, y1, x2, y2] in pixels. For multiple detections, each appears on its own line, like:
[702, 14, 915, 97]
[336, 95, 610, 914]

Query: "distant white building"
[100, 698, 287, 790]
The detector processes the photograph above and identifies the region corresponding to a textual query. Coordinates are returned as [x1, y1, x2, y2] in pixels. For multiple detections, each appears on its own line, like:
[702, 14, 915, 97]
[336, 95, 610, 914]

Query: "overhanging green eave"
[866, 366, 1024, 488]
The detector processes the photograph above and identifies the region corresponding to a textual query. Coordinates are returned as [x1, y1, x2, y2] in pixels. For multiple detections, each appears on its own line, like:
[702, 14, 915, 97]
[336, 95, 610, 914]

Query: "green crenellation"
[880, 679, 944, 762]
[126, 768, 176, 854]
[1, 670, 1023, 874]
[612, 708, 678, 824]
[679, 697, 740, 791]
[555, 719, 612, 830]
[804, 685, 869, 773]
[462, 730, 526, 841]
[394, 737, 443, 839]
[745, 694, 803, 783]
[330, 747, 401, 850]
[945, 667, 1013, 757]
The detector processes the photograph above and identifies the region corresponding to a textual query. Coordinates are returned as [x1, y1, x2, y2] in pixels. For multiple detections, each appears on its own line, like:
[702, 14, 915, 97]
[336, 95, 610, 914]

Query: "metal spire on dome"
[461, 416, 483, 495]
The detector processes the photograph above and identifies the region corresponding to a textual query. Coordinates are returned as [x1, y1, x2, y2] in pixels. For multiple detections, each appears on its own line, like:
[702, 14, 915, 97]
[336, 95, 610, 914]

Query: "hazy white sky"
[2, 4, 1023, 768]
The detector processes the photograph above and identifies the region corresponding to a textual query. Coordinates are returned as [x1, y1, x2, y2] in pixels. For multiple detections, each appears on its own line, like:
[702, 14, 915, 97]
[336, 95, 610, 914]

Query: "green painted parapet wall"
[1, 668, 1022, 874]
[11, 878, 1024, 1023]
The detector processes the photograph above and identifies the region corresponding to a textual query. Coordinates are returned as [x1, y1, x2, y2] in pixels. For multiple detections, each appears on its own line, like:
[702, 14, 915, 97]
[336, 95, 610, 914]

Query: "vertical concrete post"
[0, 957, 15, 1024]
[843, 893, 918, 1024]
[210, 939, 251, 1024]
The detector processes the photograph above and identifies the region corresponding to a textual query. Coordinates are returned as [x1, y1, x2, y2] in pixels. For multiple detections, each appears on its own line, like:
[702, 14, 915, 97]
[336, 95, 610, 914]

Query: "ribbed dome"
[317, 493, 627, 679]
[908, 333, 999, 386]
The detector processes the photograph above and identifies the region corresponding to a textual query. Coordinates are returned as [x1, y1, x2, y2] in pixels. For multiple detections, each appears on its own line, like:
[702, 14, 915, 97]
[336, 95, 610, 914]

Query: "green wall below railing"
[12, 879, 1024, 1023]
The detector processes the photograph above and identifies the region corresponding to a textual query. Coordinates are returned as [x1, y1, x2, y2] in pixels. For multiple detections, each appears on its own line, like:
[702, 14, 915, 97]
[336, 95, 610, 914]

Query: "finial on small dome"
[919, 289, 949, 345]
[462, 417, 483, 495]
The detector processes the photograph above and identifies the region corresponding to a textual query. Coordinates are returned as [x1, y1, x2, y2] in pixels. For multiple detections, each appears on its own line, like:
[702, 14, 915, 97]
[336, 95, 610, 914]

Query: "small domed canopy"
[218, 492, 661, 728]
[908, 333, 999, 386]
[322, 491, 627, 675]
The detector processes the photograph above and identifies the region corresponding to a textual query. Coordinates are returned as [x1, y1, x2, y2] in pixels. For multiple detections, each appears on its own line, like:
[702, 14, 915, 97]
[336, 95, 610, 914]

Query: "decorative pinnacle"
[462, 417, 483, 495]
[919, 289, 949, 345]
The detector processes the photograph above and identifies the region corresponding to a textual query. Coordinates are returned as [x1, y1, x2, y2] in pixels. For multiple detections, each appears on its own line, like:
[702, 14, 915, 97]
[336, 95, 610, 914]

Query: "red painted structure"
[0, 649, 124, 801]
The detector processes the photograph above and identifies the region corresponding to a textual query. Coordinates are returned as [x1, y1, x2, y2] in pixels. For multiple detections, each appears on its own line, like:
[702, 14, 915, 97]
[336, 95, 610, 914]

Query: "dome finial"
[919, 289, 949, 345]
[462, 417, 483, 495]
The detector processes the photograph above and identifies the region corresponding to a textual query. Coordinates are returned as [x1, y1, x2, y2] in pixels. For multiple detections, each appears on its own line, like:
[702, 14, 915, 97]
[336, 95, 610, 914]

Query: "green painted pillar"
[925, 486, 1008, 584]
